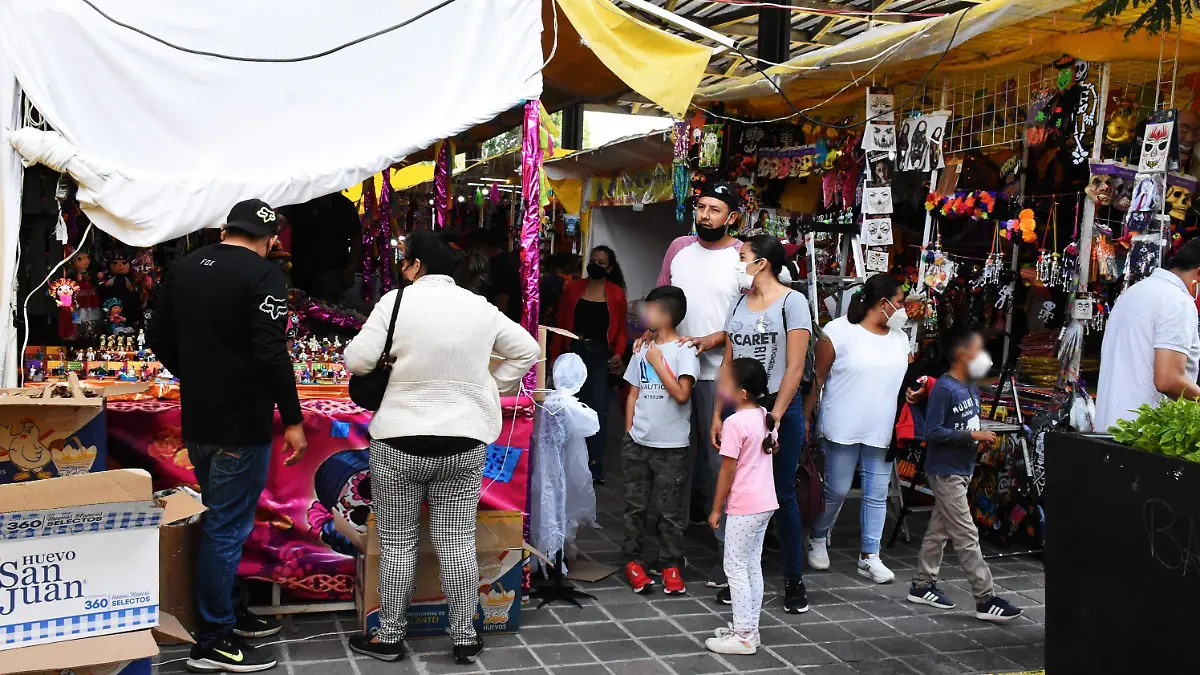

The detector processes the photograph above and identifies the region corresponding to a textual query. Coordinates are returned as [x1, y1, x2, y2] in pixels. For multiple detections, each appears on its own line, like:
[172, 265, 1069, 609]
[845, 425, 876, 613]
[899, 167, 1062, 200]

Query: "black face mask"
[696, 223, 728, 242]
[587, 263, 608, 279]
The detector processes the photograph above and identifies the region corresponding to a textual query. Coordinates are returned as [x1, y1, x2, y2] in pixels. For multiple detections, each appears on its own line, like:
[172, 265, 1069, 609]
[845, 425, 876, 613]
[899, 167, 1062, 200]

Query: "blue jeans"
[573, 341, 612, 480]
[811, 440, 891, 554]
[189, 442, 272, 646]
[772, 398, 806, 582]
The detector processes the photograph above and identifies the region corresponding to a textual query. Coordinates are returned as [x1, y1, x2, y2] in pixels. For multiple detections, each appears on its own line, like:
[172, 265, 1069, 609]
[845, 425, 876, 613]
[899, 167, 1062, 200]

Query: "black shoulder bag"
[349, 288, 403, 411]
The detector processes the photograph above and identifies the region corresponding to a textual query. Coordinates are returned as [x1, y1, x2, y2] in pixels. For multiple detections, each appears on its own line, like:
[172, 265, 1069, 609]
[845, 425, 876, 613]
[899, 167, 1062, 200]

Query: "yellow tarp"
[342, 164, 435, 206]
[549, 178, 583, 214]
[556, 0, 709, 118]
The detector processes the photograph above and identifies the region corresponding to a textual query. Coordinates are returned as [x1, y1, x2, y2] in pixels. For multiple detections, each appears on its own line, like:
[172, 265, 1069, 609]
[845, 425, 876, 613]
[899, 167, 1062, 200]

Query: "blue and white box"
[0, 469, 205, 652]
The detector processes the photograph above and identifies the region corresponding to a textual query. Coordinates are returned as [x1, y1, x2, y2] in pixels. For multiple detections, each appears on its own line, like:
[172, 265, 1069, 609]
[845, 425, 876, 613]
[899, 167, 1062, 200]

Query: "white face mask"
[884, 300, 908, 330]
[734, 259, 761, 290]
[968, 351, 993, 380]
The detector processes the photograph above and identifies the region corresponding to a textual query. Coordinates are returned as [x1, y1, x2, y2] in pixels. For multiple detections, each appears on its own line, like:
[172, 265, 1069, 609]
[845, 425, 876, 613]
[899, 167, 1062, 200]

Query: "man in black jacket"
[148, 199, 307, 673]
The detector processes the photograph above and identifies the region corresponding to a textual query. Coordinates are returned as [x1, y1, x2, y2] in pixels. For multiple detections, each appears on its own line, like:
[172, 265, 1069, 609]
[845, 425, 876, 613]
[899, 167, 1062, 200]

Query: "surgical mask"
[734, 260, 760, 290]
[884, 300, 908, 330]
[968, 351, 993, 380]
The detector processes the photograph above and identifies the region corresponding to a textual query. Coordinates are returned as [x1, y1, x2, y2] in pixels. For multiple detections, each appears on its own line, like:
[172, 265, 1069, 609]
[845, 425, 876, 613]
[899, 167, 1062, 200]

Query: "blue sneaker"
[975, 596, 1022, 622]
[908, 582, 955, 609]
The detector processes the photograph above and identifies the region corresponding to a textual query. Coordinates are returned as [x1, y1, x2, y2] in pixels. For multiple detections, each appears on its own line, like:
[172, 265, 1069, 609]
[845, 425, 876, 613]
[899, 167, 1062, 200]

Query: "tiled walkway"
[156, 475, 1046, 675]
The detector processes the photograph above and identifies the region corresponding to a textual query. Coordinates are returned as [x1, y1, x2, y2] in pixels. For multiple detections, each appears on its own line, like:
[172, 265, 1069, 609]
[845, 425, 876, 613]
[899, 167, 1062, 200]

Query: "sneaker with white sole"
[857, 554, 895, 584]
[807, 538, 830, 571]
[907, 582, 955, 609]
[705, 625, 757, 655]
[975, 596, 1022, 622]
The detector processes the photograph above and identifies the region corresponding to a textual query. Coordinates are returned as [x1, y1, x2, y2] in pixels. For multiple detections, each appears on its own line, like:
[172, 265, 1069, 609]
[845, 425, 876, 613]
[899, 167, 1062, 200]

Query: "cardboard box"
[0, 469, 204, 654]
[0, 375, 148, 485]
[356, 510, 524, 638]
[157, 514, 201, 642]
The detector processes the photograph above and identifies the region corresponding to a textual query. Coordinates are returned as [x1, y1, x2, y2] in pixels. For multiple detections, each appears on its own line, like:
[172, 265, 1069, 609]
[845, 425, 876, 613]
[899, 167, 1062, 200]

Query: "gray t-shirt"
[623, 341, 700, 448]
[725, 290, 813, 394]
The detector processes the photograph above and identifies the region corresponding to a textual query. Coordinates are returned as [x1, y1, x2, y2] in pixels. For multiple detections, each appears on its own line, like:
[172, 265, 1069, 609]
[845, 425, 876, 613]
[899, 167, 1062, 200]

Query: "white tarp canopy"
[0, 0, 543, 384]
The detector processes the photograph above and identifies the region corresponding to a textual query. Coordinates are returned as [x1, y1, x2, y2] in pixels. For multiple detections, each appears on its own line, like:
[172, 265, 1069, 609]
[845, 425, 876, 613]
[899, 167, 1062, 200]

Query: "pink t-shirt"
[719, 408, 780, 516]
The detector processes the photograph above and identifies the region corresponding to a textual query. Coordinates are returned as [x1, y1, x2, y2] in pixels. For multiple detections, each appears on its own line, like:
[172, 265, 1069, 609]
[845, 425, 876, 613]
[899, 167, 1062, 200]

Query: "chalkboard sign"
[1045, 433, 1199, 673]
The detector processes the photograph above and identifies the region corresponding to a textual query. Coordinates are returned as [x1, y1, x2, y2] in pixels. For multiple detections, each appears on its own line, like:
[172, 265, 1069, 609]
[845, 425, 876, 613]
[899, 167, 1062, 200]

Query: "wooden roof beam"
[717, 22, 847, 46]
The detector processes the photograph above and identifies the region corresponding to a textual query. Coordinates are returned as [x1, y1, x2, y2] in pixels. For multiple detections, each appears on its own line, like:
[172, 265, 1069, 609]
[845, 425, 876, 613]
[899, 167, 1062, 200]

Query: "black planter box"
[1045, 432, 1200, 673]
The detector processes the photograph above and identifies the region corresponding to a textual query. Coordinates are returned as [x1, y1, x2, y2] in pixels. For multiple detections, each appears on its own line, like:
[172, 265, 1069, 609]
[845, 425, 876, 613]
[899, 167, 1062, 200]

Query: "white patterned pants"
[369, 440, 486, 646]
[724, 510, 774, 637]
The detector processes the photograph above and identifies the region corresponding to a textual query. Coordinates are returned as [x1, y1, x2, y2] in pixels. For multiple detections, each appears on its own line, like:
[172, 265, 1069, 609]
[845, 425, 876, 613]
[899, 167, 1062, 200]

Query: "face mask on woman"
[968, 350, 993, 380]
[884, 299, 908, 330]
[734, 259, 762, 290]
[586, 262, 607, 280]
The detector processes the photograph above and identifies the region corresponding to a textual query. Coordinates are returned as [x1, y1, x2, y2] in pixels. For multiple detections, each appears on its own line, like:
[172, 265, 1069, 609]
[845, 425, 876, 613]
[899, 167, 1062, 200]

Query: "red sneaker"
[662, 567, 686, 595]
[625, 561, 655, 594]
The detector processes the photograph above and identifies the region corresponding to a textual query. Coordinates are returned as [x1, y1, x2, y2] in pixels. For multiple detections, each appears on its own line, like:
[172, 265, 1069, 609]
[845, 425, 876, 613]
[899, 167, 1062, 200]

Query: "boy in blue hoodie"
[907, 326, 1022, 622]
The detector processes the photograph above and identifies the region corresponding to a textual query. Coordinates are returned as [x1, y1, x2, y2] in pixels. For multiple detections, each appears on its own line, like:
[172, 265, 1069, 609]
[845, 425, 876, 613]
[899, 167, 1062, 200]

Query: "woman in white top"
[803, 274, 910, 584]
[343, 230, 539, 665]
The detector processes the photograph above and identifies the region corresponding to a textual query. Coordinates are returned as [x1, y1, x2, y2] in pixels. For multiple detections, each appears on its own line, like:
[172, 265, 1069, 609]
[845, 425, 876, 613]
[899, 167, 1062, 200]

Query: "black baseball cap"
[225, 198, 280, 237]
[698, 183, 740, 210]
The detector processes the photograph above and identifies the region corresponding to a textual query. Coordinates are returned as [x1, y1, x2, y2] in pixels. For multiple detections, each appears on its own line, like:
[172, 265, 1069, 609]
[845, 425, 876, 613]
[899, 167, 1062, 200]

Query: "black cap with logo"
[225, 199, 280, 237]
[698, 183, 741, 211]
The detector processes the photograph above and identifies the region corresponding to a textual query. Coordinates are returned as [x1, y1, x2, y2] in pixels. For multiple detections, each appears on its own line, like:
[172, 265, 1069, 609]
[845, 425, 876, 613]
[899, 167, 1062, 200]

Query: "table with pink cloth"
[106, 394, 534, 601]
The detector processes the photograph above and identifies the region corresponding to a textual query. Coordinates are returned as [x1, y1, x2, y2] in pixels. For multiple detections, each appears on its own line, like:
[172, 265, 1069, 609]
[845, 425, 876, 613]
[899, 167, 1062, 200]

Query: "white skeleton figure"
[1037, 301, 1057, 323]
[995, 283, 1014, 309]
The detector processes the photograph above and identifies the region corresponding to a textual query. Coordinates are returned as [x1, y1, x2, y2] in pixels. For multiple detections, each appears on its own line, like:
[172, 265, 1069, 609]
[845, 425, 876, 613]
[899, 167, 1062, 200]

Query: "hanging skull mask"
[1165, 184, 1194, 220]
[1140, 122, 1173, 171]
[1085, 173, 1113, 205]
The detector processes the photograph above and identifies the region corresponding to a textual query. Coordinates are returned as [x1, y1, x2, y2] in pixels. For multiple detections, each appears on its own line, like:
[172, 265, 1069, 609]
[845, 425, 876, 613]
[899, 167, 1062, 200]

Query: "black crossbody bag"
[348, 288, 403, 411]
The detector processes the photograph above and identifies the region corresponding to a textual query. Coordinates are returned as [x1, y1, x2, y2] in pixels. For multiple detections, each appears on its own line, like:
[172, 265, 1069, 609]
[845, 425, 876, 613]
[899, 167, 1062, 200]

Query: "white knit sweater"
[344, 275, 540, 444]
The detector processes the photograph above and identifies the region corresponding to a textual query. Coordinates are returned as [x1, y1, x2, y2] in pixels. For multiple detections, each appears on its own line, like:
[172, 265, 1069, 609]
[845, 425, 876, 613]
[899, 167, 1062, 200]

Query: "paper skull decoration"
[1165, 184, 1193, 220]
[1085, 173, 1113, 205]
[1140, 122, 1173, 172]
[871, 123, 895, 150]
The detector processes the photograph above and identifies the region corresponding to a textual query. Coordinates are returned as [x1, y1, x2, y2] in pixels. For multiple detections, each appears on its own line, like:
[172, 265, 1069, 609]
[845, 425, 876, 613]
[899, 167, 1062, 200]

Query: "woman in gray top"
[713, 234, 813, 613]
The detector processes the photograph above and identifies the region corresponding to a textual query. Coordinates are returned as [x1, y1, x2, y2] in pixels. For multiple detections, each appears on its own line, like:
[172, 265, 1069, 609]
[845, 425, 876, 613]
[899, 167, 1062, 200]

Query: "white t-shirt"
[1096, 268, 1200, 430]
[659, 236, 743, 381]
[818, 317, 910, 448]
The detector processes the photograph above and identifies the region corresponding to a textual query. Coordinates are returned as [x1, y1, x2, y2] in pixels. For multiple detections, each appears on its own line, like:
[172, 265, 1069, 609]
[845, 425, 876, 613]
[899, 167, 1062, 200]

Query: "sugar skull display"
[309, 448, 371, 556]
[1139, 121, 1174, 172]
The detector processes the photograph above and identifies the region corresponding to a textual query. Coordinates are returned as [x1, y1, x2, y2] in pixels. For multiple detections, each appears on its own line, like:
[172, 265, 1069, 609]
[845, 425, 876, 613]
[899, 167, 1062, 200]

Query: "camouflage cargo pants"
[621, 434, 688, 568]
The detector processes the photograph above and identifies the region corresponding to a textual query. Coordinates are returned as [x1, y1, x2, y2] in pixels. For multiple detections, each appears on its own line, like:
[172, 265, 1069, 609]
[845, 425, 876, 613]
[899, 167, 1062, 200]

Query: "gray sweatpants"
[912, 474, 995, 604]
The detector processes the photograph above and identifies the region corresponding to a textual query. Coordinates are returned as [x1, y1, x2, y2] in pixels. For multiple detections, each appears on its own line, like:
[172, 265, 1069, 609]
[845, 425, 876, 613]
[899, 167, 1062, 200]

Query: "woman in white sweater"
[343, 230, 540, 666]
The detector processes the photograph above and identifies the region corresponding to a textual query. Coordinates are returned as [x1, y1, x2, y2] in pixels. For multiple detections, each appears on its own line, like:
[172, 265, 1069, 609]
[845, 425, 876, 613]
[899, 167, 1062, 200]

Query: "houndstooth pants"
[369, 440, 486, 646]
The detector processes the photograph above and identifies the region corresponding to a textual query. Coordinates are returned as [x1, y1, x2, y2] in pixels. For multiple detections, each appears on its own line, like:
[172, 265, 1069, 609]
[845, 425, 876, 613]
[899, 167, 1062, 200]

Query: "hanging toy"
[1090, 302, 1109, 332]
[995, 282, 1015, 310]
[1094, 236, 1118, 280]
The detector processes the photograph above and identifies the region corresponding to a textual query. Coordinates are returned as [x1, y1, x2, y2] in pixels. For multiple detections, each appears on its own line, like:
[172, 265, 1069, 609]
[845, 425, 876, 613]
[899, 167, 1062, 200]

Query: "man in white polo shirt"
[1096, 238, 1200, 430]
[656, 183, 743, 587]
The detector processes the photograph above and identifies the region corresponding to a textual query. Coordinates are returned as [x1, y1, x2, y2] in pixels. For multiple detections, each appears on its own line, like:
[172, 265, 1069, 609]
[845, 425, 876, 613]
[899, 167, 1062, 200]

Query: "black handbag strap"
[378, 287, 404, 367]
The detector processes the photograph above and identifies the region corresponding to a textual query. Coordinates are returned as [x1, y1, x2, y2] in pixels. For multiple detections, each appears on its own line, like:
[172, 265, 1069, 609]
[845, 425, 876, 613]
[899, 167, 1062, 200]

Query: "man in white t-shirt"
[1096, 239, 1200, 430]
[656, 183, 743, 585]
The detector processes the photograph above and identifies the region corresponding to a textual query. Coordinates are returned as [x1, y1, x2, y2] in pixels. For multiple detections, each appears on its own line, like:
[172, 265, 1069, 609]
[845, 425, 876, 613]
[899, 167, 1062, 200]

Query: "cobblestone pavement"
[156, 473, 1045, 675]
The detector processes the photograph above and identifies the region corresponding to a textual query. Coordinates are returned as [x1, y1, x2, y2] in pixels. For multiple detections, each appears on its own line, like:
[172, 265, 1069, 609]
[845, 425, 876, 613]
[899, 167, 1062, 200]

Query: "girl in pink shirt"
[706, 358, 780, 655]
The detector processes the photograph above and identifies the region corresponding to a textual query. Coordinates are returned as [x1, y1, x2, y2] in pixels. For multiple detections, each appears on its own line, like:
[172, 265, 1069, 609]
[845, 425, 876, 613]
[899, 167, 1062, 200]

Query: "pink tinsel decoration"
[519, 101, 542, 392]
[434, 141, 451, 229]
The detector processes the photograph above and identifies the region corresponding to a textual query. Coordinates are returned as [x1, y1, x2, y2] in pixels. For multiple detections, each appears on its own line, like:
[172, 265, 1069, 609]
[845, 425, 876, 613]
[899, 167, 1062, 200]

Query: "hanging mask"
[1165, 184, 1194, 220]
[1105, 98, 1138, 145]
[1112, 177, 1134, 212]
[1084, 173, 1113, 205]
[1139, 122, 1174, 172]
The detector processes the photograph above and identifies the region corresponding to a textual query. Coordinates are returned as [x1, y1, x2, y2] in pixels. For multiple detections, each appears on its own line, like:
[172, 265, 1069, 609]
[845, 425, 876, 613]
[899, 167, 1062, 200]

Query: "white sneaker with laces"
[857, 554, 895, 584]
[705, 625, 757, 655]
[807, 537, 830, 571]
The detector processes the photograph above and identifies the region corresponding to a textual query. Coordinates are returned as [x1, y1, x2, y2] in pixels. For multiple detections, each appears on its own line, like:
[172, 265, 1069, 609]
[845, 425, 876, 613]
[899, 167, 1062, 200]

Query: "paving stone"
[946, 648, 1023, 672]
[349, 657, 423, 675]
[663, 653, 732, 674]
[553, 605, 610, 624]
[583, 639, 650, 661]
[866, 637, 936, 657]
[522, 626, 580, 646]
[916, 631, 984, 653]
[479, 646, 542, 671]
[604, 602, 663, 620]
[897, 653, 969, 675]
[796, 622, 858, 643]
[639, 635, 702, 656]
[623, 618, 684, 638]
[799, 664, 860, 675]
[550, 665, 610, 675]
[993, 643, 1047, 669]
[532, 644, 598, 666]
[774, 643, 842, 667]
[569, 621, 631, 642]
[820, 640, 889, 663]
[837, 619, 903, 640]
[758, 625, 811, 646]
[851, 658, 922, 675]
[285, 638, 349, 663]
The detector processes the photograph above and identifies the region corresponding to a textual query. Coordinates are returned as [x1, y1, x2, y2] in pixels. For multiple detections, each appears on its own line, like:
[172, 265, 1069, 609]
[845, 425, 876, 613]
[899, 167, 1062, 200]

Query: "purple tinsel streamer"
[360, 178, 378, 302]
[519, 101, 541, 393]
[296, 299, 365, 331]
[434, 141, 451, 229]
[378, 175, 393, 293]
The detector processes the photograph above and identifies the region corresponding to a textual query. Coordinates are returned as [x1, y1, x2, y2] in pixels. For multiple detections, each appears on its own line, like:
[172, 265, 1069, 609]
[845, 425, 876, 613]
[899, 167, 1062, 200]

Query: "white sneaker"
[807, 537, 830, 571]
[857, 554, 895, 584]
[705, 625, 756, 655]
